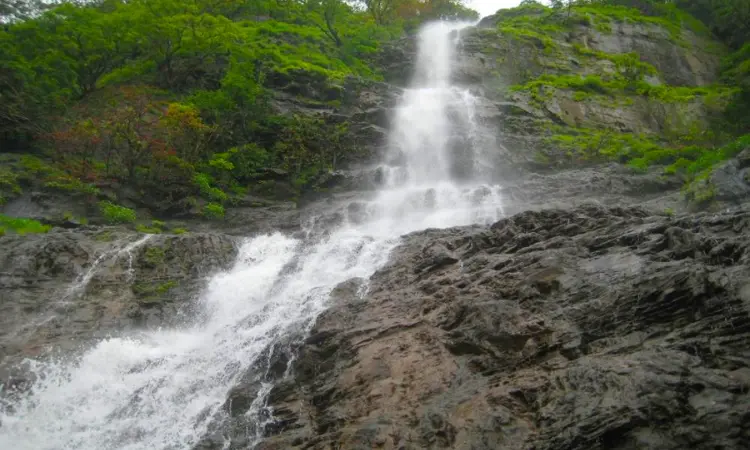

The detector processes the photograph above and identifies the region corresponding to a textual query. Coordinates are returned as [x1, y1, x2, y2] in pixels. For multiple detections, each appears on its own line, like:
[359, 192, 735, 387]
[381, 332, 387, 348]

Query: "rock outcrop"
[0, 229, 237, 383]
[255, 204, 750, 449]
[448, 8, 726, 173]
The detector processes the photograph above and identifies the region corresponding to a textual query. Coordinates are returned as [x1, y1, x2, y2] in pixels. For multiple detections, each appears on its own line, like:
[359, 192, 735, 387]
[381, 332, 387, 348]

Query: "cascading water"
[0, 21, 505, 449]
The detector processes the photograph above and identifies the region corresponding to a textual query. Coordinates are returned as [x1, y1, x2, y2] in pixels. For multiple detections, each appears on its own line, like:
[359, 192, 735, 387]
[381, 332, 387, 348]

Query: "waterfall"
[0, 21, 505, 450]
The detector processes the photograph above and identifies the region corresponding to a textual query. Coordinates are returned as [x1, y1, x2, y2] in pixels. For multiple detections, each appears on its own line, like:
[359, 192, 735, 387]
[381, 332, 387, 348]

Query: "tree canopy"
[0, 0, 479, 217]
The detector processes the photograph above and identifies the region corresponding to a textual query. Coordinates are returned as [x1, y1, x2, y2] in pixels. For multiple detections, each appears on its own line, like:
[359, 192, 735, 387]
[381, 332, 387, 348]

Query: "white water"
[0, 22, 505, 449]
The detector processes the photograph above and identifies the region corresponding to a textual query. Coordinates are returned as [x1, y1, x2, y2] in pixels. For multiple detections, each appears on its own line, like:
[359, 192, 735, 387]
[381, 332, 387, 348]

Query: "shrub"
[44, 176, 100, 195]
[0, 215, 52, 235]
[203, 202, 225, 219]
[144, 246, 166, 266]
[137, 219, 168, 234]
[193, 173, 228, 202]
[136, 224, 160, 234]
[98, 201, 136, 224]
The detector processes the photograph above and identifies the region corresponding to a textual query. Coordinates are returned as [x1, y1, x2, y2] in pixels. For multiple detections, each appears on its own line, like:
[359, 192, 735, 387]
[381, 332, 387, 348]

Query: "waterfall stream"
[0, 21, 506, 450]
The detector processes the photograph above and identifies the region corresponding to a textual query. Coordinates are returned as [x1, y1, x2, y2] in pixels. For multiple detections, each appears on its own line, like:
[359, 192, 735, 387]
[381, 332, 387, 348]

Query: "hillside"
[1, 1, 750, 448]
[0, 0, 475, 230]
[0, 0, 748, 235]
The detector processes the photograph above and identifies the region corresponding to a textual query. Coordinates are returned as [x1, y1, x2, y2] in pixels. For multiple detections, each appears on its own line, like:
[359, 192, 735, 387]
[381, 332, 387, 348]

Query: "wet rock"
[736, 148, 750, 169]
[708, 159, 750, 204]
[254, 205, 750, 449]
[0, 229, 237, 373]
[448, 16, 724, 173]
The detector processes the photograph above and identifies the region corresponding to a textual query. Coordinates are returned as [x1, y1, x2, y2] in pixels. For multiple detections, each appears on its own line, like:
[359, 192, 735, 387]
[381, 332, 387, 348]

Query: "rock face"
[0, 229, 237, 377]
[257, 204, 750, 449]
[445, 11, 725, 173]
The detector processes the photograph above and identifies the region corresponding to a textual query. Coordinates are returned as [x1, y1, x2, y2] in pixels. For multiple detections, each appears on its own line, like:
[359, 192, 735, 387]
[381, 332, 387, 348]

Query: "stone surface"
[0, 229, 237, 374]
[250, 204, 750, 449]
[708, 158, 750, 204]
[442, 14, 725, 173]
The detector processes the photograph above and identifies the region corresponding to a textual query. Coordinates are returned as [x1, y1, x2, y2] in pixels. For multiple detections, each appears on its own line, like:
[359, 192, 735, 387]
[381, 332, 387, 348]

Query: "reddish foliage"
[44, 85, 210, 190]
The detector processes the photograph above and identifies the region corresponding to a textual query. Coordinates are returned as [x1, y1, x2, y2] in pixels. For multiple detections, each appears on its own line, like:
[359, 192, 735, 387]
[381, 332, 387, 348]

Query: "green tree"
[47, 3, 135, 96]
[127, 0, 236, 89]
[361, 0, 398, 24]
[302, 0, 350, 47]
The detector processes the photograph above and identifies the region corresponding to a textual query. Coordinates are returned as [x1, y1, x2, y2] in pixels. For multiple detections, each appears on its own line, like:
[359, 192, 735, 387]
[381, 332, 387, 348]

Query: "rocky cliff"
[454, 6, 728, 174]
[258, 204, 750, 449]
[0, 230, 237, 387]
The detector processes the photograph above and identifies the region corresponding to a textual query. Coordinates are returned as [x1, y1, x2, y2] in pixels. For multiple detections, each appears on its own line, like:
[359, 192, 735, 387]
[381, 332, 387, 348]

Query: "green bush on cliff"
[0, 215, 51, 235]
[572, 2, 708, 41]
[193, 173, 228, 203]
[203, 202, 225, 220]
[666, 134, 750, 177]
[99, 201, 136, 224]
[635, 84, 738, 104]
[0, 167, 22, 205]
[546, 127, 665, 163]
[510, 72, 637, 105]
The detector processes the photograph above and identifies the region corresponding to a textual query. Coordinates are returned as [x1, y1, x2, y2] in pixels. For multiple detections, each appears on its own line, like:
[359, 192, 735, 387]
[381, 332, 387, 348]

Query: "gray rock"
[0, 229, 238, 373]
[250, 205, 750, 449]
[708, 159, 750, 204]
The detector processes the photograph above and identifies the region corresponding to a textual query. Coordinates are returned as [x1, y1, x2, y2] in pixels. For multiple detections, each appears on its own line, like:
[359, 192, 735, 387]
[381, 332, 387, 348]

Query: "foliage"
[133, 280, 177, 302]
[511, 74, 622, 102]
[136, 220, 167, 234]
[545, 127, 665, 164]
[499, 25, 559, 52]
[665, 134, 750, 178]
[193, 173, 228, 202]
[2, 0, 461, 213]
[203, 202, 225, 219]
[0, 214, 51, 235]
[666, 0, 750, 50]
[44, 175, 100, 195]
[720, 44, 750, 134]
[359, 0, 478, 25]
[0, 166, 21, 204]
[98, 200, 136, 224]
[1, 0, 455, 146]
[143, 246, 166, 266]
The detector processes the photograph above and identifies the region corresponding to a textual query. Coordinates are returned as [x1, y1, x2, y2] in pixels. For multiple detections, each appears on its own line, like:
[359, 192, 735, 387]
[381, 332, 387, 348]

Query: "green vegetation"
[133, 279, 178, 302]
[136, 220, 168, 234]
[503, 1, 750, 204]
[1, 0, 747, 216]
[0, 0, 478, 223]
[545, 127, 665, 164]
[203, 202, 225, 220]
[499, 26, 560, 52]
[0, 214, 51, 235]
[512, 74, 622, 102]
[144, 246, 167, 267]
[667, 134, 750, 178]
[62, 211, 88, 225]
[0, 167, 21, 205]
[95, 230, 116, 242]
[99, 201, 136, 224]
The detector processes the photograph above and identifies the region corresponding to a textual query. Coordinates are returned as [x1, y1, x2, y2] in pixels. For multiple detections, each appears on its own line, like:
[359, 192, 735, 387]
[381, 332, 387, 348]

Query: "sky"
[467, 0, 523, 18]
